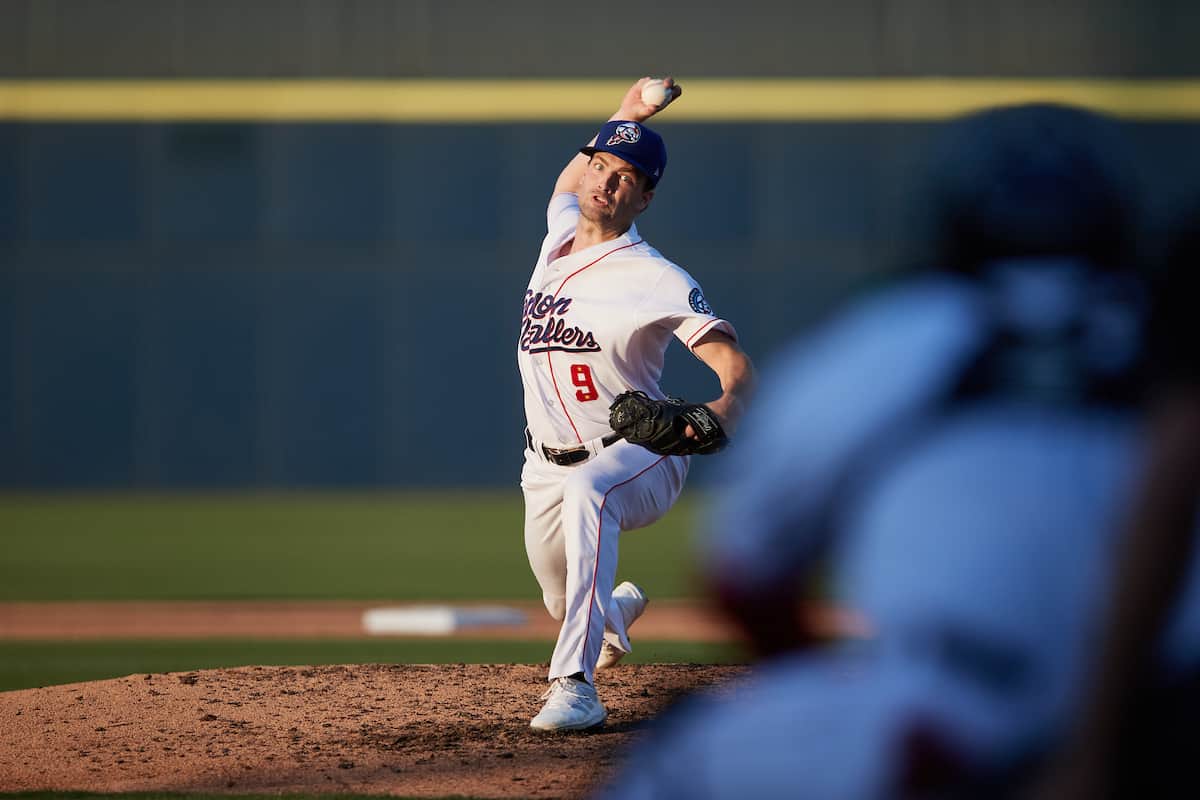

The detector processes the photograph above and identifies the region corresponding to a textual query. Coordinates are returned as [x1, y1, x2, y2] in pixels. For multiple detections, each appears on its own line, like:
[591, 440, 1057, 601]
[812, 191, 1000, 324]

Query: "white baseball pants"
[521, 439, 688, 683]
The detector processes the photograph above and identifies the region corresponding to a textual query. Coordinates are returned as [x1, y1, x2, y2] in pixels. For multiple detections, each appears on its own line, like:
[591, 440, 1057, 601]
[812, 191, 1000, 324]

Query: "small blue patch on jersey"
[689, 288, 714, 315]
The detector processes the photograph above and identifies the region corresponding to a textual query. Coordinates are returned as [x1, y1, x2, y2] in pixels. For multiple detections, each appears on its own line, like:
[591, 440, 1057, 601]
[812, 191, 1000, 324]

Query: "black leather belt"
[526, 429, 621, 466]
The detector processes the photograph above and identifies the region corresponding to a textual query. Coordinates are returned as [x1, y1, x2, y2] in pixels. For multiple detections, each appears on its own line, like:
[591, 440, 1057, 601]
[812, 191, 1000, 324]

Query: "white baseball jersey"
[518, 192, 736, 448]
[518, 191, 737, 685]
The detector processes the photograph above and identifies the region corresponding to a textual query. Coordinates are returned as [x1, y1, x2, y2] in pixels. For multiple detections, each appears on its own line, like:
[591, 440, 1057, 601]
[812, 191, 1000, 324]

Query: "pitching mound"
[0, 662, 747, 798]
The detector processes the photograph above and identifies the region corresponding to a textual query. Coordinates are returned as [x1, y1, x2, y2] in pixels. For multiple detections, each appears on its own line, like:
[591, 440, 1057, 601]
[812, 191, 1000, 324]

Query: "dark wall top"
[1, 0, 1197, 79]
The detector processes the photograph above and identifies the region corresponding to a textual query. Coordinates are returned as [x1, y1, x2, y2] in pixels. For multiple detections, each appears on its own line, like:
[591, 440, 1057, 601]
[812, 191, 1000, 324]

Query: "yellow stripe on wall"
[0, 79, 1198, 122]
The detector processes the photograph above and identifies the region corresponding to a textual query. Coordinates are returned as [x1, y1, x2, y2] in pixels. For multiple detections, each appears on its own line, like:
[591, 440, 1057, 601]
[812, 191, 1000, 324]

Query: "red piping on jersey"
[582, 454, 668, 671]
[553, 239, 642, 296]
[545, 238, 643, 443]
[685, 316, 728, 350]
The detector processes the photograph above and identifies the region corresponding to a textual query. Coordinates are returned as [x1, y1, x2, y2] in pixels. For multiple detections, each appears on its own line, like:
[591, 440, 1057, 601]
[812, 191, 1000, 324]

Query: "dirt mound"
[0, 662, 748, 798]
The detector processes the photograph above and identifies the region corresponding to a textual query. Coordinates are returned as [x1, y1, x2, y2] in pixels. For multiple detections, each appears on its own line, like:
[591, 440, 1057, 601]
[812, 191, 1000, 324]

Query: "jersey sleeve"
[534, 193, 581, 268]
[639, 265, 738, 353]
[547, 192, 580, 238]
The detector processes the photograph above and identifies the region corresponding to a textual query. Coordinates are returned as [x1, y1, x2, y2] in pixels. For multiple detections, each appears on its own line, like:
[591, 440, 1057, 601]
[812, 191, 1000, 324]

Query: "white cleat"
[530, 676, 607, 732]
[597, 581, 648, 670]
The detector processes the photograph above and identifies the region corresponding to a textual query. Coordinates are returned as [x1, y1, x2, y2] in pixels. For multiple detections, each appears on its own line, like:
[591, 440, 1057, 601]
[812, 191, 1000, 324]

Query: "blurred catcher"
[597, 103, 1200, 798]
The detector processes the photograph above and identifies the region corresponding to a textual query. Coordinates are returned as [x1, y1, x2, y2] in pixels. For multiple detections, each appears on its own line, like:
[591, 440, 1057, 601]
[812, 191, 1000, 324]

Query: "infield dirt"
[0, 600, 866, 796]
[0, 662, 747, 798]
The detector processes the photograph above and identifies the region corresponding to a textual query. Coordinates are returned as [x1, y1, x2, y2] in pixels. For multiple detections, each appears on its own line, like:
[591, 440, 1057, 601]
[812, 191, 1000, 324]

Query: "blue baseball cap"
[581, 120, 668, 187]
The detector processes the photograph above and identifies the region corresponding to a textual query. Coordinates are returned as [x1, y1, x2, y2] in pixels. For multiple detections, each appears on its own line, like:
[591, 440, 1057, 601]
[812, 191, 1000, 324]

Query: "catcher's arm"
[1031, 387, 1200, 799]
[551, 77, 682, 197]
[688, 330, 756, 440]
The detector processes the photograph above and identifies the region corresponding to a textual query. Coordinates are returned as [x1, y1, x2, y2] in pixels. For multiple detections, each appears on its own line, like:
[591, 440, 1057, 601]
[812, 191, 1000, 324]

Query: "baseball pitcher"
[517, 77, 756, 731]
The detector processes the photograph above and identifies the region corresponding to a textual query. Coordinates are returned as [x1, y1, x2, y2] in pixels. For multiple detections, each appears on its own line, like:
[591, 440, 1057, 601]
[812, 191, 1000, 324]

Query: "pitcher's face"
[578, 152, 653, 232]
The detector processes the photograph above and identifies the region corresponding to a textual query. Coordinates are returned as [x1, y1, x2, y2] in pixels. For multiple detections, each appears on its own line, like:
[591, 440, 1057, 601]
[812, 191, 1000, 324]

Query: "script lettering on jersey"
[519, 291, 602, 354]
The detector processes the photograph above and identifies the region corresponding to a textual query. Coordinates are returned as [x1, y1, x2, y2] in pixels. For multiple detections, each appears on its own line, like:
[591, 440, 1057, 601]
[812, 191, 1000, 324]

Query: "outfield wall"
[4, 119, 1198, 487]
[0, 119, 933, 487]
[2, 2, 1198, 488]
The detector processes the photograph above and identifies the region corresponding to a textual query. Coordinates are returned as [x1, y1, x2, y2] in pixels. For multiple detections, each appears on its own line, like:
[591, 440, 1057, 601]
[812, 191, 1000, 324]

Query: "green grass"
[0, 491, 707, 601]
[0, 492, 731, 693]
[0, 638, 744, 692]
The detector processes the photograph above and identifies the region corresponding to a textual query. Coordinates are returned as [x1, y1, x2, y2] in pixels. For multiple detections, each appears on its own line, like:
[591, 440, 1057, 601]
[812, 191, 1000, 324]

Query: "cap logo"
[606, 122, 642, 147]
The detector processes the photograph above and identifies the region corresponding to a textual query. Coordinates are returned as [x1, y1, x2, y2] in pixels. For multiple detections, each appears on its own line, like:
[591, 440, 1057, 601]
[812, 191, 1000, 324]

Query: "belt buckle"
[543, 444, 588, 466]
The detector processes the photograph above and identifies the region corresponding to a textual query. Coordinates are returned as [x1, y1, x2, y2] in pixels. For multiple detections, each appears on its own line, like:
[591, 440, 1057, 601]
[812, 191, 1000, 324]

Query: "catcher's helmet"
[928, 103, 1136, 274]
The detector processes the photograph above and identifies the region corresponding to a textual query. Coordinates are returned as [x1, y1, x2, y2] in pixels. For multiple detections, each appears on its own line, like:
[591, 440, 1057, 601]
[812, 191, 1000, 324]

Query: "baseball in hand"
[640, 79, 672, 108]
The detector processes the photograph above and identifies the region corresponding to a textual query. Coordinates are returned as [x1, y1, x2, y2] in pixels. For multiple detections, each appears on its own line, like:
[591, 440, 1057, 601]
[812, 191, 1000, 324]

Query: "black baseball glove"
[608, 390, 729, 456]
